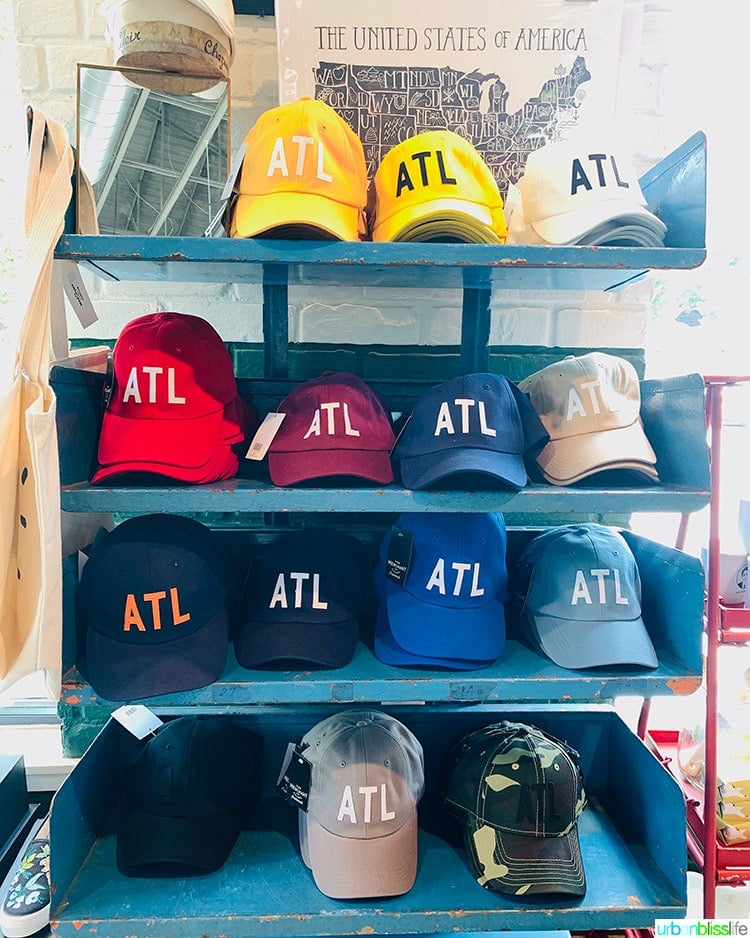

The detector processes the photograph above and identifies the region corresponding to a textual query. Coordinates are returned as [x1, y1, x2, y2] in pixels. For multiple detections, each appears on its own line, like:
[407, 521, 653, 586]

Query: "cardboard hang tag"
[385, 525, 413, 586]
[276, 741, 312, 811]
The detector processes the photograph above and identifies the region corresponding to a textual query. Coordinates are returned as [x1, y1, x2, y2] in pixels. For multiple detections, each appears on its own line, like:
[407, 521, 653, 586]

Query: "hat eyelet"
[512, 762, 520, 770]
[554, 763, 560, 771]
[339, 760, 346, 767]
[384, 758, 390, 766]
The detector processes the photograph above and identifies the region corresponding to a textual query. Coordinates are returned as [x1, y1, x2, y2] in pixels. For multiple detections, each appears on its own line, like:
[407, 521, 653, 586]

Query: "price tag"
[245, 412, 286, 460]
[111, 705, 163, 740]
[385, 525, 413, 586]
[276, 741, 312, 811]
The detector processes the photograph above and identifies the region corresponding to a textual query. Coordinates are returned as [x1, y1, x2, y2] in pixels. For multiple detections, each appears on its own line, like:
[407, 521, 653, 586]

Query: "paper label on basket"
[276, 741, 311, 810]
[112, 705, 164, 740]
[58, 259, 98, 327]
[385, 525, 413, 586]
[246, 412, 286, 460]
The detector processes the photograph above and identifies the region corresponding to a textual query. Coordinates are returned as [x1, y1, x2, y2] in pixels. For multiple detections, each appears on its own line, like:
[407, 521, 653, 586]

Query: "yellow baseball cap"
[229, 97, 368, 241]
[371, 130, 507, 244]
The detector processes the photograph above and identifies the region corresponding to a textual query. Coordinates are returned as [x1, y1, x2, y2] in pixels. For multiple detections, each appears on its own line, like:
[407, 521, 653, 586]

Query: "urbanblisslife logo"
[654, 921, 749, 936]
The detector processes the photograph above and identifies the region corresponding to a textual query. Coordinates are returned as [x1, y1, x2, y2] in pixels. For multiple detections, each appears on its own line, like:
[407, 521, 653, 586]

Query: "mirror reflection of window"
[76, 64, 230, 237]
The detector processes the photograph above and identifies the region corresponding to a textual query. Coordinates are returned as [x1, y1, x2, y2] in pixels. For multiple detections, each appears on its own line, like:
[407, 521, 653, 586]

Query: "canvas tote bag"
[0, 108, 74, 697]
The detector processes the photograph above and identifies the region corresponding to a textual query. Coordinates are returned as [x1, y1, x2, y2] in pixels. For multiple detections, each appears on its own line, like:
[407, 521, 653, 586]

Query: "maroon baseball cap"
[92, 312, 257, 484]
[268, 372, 395, 486]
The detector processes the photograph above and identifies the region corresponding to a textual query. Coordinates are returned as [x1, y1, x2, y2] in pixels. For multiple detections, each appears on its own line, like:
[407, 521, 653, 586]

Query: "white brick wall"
[7, 0, 704, 360]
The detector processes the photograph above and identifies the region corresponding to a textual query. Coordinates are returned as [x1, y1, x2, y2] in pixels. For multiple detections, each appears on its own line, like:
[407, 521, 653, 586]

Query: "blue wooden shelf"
[60, 477, 711, 515]
[53, 131, 707, 293]
[49, 706, 687, 937]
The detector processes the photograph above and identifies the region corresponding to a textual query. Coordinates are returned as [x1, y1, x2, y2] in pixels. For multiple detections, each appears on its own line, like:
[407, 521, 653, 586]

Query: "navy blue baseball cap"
[373, 512, 508, 669]
[77, 514, 238, 700]
[393, 373, 548, 490]
[511, 523, 658, 669]
[117, 715, 263, 877]
[235, 528, 374, 669]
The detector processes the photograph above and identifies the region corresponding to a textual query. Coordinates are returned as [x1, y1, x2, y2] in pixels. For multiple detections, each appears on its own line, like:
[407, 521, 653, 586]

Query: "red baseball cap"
[93, 312, 257, 484]
[268, 372, 395, 486]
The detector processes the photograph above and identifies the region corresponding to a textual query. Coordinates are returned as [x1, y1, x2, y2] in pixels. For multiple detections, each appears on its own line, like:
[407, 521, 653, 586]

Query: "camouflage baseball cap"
[442, 720, 587, 897]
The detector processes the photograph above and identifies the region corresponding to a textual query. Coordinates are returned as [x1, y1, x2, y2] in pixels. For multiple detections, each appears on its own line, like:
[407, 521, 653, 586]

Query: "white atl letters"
[303, 402, 361, 439]
[570, 568, 629, 607]
[434, 398, 496, 437]
[336, 784, 396, 823]
[121, 366, 186, 404]
[565, 380, 617, 422]
[267, 136, 333, 183]
[269, 572, 328, 610]
[425, 559, 485, 597]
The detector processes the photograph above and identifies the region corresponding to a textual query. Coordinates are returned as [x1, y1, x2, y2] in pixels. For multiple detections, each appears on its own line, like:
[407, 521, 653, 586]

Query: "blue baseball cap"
[511, 523, 658, 669]
[373, 512, 508, 669]
[392, 373, 548, 490]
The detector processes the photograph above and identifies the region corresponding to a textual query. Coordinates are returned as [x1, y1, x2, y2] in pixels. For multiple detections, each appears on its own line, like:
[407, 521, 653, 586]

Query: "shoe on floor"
[0, 837, 50, 938]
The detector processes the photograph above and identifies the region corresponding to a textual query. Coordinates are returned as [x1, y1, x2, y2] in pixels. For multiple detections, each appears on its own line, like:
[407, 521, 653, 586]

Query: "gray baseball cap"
[297, 710, 425, 899]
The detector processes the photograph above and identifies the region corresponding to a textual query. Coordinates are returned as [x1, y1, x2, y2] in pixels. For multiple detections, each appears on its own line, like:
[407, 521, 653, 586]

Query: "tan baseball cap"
[296, 710, 424, 899]
[519, 352, 659, 486]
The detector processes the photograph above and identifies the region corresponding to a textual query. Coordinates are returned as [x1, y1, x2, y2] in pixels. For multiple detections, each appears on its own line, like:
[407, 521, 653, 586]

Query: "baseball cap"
[373, 512, 508, 669]
[228, 97, 368, 241]
[92, 311, 257, 485]
[393, 373, 549, 491]
[117, 715, 262, 877]
[371, 129, 507, 243]
[267, 371, 395, 486]
[519, 352, 659, 486]
[294, 709, 424, 899]
[510, 523, 658, 670]
[76, 513, 239, 700]
[235, 528, 374, 669]
[508, 137, 667, 246]
[442, 720, 587, 897]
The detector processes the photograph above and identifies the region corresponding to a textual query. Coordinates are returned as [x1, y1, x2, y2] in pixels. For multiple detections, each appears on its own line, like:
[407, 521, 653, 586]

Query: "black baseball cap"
[235, 527, 374, 669]
[76, 514, 239, 700]
[117, 715, 263, 877]
[442, 720, 587, 897]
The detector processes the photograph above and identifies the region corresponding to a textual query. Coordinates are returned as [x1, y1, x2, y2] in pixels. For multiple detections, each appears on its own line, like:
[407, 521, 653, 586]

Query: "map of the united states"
[314, 56, 591, 197]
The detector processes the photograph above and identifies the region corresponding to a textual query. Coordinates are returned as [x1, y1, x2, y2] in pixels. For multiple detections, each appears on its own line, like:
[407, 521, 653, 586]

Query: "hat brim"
[373, 198, 502, 244]
[462, 815, 586, 897]
[231, 191, 364, 242]
[92, 403, 244, 484]
[528, 612, 658, 670]
[382, 576, 505, 663]
[397, 445, 527, 491]
[235, 618, 359, 669]
[374, 604, 496, 670]
[84, 606, 229, 701]
[268, 447, 394, 486]
[117, 803, 240, 876]
[530, 202, 666, 246]
[299, 806, 419, 899]
[534, 419, 658, 487]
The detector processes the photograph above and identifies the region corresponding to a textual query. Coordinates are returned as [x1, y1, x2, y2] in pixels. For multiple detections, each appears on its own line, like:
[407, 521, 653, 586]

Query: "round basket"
[105, 0, 232, 94]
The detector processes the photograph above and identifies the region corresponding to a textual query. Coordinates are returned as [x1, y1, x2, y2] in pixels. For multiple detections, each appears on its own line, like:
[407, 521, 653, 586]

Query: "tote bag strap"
[17, 108, 74, 384]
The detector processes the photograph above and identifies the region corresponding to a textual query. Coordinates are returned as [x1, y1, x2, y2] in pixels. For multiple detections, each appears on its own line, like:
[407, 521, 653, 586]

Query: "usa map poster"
[275, 0, 630, 196]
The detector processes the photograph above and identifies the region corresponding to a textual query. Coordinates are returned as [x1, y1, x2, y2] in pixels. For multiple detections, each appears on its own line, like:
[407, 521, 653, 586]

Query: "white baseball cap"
[509, 136, 667, 246]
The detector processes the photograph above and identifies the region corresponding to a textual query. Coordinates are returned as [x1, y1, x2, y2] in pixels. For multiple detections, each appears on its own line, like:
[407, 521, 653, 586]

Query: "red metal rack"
[644, 375, 750, 919]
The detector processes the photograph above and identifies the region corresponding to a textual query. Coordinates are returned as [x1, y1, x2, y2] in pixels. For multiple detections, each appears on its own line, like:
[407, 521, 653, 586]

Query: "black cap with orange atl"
[76, 514, 240, 700]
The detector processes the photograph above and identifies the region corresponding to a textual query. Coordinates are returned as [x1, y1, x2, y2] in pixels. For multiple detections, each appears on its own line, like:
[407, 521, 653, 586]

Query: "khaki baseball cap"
[519, 352, 658, 486]
[296, 710, 424, 899]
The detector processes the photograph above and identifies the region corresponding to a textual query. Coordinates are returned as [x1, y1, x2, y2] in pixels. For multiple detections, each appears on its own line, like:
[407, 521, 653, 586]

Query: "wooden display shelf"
[49, 706, 688, 937]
